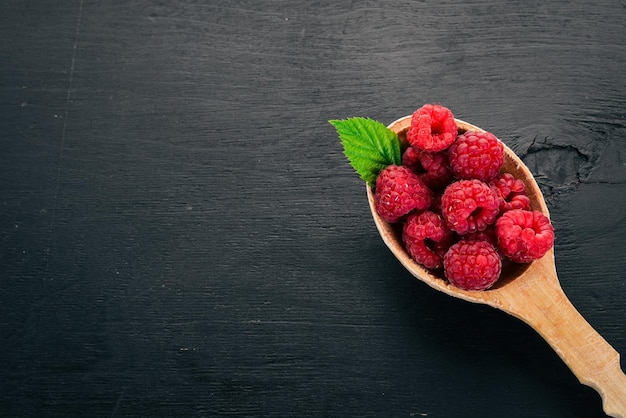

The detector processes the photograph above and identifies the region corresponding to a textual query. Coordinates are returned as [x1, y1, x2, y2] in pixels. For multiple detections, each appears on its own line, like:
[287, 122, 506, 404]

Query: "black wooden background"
[1, 1, 625, 417]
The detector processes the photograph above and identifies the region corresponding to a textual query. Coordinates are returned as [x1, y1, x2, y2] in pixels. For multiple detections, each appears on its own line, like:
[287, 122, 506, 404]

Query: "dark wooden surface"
[1, 1, 625, 416]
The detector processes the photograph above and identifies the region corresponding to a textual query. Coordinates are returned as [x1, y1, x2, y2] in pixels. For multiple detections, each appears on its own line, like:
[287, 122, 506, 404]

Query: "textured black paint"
[1, 1, 625, 416]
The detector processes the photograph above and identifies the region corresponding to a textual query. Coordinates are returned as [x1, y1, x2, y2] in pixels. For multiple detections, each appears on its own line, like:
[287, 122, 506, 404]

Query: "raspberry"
[490, 173, 531, 213]
[406, 104, 458, 152]
[448, 131, 504, 181]
[402, 147, 453, 191]
[375, 165, 433, 223]
[403, 211, 453, 269]
[441, 179, 500, 234]
[443, 240, 502, 290]
[401, 146, 422, 172]
[495, 209, 555, 263]
[430, 192, 443, 214]
[461, 226, 498, 249]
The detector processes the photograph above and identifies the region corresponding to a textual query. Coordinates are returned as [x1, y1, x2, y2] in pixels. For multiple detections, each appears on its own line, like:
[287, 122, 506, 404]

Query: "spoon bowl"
[367, 115, 626, 417]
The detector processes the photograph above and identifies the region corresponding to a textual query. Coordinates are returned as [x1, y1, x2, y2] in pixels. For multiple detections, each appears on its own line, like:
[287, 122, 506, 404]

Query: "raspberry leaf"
[329, 117, 401, 186]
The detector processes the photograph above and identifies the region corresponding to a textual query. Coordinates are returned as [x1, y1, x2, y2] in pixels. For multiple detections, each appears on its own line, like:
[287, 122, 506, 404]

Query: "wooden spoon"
[367, 115, 626, 418]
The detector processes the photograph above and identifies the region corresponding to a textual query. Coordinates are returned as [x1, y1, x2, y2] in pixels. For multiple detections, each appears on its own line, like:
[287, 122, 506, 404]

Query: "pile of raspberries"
[375, 104, 555, 291]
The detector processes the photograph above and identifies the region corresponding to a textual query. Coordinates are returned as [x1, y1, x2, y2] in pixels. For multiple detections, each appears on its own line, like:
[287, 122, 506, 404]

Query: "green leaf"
[329, 117, 401, 186]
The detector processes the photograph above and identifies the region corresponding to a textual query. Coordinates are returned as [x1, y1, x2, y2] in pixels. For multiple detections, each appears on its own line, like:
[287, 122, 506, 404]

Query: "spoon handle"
[510, 273, 626, 417]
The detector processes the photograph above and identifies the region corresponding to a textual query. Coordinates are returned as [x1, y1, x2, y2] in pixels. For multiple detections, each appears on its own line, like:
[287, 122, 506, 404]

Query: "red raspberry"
[461, 226, 498, 249]
[443, 240, 502, 290]
[402, 147, 453, 191]
[401, 146, 422, 172]
[495, 209, 555, 263]
[375, 165, 433, 223]
[441, 179, 500, 234]
[448, 131, 504, 181]
[490, 173, 531, 213]
[402, 211, 453, 269]
[406, 104, 458, 152]
[430, 192, 443, 214]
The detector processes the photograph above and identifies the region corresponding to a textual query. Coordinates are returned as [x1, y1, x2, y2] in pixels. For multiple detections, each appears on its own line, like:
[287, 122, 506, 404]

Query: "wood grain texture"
[1, 0, 625, 416]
